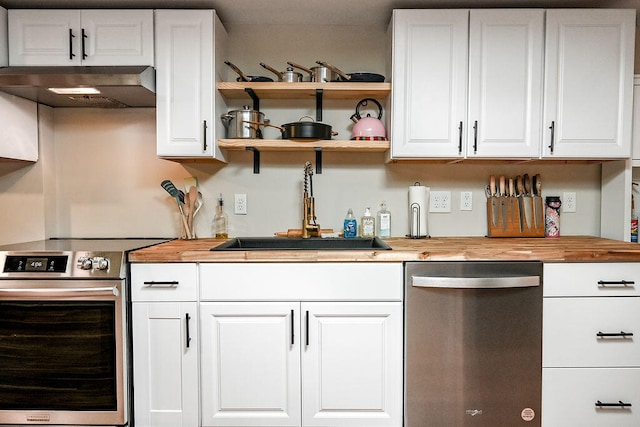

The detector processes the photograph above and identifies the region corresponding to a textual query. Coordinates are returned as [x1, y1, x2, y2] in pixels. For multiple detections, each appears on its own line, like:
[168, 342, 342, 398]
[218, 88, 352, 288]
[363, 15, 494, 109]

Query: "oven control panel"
[3, 255, 68, 273]
[0, 251, 124, 279]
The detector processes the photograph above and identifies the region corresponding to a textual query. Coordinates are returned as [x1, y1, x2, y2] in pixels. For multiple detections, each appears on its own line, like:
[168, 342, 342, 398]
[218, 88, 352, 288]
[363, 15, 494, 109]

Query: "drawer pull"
[597, 280, 635, 287]
[595, 400, 632, 408]
[143, 281, 179, 287]
[596, 331, 634, 338]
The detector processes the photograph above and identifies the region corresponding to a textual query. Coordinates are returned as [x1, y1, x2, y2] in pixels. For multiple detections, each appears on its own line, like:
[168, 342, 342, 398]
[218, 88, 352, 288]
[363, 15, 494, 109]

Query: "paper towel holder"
[407, 182, 430, 239]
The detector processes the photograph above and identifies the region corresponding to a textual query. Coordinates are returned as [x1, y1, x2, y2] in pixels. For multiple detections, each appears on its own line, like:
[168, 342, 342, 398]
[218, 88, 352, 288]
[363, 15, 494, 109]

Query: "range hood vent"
[0, 66, 156, 108]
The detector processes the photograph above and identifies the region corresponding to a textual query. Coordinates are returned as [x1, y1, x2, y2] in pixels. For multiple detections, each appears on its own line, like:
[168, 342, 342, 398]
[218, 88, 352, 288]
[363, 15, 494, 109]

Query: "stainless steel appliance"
[0, 238, 167, 427]
[405, 261, 543, 426]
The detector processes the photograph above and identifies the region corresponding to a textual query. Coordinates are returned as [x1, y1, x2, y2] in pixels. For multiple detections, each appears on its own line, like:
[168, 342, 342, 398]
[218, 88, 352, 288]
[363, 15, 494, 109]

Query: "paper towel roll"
[408, 185, 429, 238]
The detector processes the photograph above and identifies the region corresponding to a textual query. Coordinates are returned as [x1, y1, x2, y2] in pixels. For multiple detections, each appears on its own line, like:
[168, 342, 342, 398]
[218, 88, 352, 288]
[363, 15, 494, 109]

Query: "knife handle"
[516, 175, 524, 196]
[509, 178, 515, 197]
[499, 176, 506, 197]
[490, 175, 496, 196]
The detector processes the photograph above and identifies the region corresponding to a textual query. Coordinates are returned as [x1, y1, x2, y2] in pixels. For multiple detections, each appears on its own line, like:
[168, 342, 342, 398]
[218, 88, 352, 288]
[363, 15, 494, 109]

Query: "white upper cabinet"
[543, 9, 635, 159]
[8, 9, 154, 66]
[1, 7, 7, 66]
[155, 10, 228, 160]
[390, 9, 544, 159]
[467, 9, 543, 158]
[0, 92, 38, 162]
[390, 9, 468, 159]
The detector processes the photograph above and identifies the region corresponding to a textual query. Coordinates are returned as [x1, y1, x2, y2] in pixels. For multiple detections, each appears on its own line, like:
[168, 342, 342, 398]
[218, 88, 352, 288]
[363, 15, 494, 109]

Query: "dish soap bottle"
[361, 207, 375, 238]
[344, 208, 357, 238]
[213, 194, 229, 239]
[376, 202, 391, 238]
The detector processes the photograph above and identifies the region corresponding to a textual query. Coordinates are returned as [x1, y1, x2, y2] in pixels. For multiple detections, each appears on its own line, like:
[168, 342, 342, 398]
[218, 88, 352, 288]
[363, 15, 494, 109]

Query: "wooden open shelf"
[218, 139, 390, 152]
[217, 82, 391, 100]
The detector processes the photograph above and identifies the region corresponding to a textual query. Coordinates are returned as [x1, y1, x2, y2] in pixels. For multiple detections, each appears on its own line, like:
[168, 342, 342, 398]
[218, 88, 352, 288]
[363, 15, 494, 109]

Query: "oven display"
[3, 256, 68, 273]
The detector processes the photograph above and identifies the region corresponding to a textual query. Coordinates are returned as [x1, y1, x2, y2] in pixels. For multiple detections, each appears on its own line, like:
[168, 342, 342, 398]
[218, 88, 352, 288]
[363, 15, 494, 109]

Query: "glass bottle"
[344, 208, 357, 238]
[213, 194, 229, 239]
[376, 202, 391, 238]
[361, 207, 375, 238]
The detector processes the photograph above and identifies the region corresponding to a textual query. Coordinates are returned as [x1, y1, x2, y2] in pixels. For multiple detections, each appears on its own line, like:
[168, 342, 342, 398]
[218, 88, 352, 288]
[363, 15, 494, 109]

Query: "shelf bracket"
[245, 88, 260, 111]
[246, 146, 260, 174]
[315, 89, 323, 122]
[315, 147, 322, 174]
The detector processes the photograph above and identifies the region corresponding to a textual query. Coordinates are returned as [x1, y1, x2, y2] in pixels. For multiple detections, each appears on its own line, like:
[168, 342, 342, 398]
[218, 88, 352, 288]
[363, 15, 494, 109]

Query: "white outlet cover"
[430, 191, 451, 213]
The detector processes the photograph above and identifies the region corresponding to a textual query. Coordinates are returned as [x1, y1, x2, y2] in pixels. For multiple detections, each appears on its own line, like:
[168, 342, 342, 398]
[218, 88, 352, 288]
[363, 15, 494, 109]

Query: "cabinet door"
[543, 9, 635, 158]
[133, 302, 198, 427]
[0, 92, 38, 161]
[467, 9, 543, 158]
[155, 10, 225, 159]
[1, 7, 7, 66]
[302, 302, 403, 427]
[80, 10, 153, 66]
[9, 9, 80, 65]
[542, 368, 640, 426]
[390, 9, 468, 159]
[200, 302, 301, 427]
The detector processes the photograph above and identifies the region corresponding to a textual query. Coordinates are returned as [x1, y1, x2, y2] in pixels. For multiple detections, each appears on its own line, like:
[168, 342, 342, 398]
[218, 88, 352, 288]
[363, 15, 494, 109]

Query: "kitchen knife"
[499, 176, 507, 231]
[516, 175, 525, 232]
[523, 174, 533, 230]
[532, 174, 542, 230]
[508, 177, 518, 224]
[490, 175, 498, 228]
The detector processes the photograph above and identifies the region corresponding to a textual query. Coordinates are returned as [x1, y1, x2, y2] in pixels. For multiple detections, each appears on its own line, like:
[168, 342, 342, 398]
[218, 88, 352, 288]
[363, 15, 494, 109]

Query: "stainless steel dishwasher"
[404, 261, 542, 426]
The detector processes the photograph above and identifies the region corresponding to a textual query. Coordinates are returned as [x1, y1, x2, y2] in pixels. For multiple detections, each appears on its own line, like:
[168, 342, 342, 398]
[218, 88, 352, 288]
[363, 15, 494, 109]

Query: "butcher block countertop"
[128, 236, 640, 263]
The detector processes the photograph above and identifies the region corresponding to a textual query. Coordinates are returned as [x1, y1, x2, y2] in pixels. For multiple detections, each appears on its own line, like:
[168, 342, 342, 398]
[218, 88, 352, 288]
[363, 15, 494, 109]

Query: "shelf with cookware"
[217, 81, 391, 173]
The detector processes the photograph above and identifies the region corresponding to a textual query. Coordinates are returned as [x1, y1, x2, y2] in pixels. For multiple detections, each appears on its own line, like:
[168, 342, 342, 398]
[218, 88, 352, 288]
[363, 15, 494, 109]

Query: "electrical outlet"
[563, 192, 576, 213]
[234, 193, 247, 215]
[430, 191, 451, 213]
[460, 191, 473, 211]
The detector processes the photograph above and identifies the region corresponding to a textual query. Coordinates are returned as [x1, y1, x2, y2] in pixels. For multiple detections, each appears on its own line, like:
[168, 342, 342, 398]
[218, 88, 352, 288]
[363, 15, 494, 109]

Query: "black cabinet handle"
[143, 280, 179, 287]
[597, 331, 634, 338]
[305, 310, 309, 347]
[203, 120, 208, 151]
[290, 309, 295, 345]
[69, 29, 75, 60]
[597, 280, 635, 287]
[81, 28, 87, 60]
[185, 313, 191, 348]
[548, 121, 555, 153]
[472, 120, 478, 153]
[596, 400, 632, 408]
[457, 121, 463, 154]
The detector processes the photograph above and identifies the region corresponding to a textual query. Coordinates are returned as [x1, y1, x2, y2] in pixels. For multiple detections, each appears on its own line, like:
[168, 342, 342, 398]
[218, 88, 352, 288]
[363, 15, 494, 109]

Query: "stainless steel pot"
[221, 106, 268, 139]
[287, 61, 339, 82]
[260, 63, 303, 82]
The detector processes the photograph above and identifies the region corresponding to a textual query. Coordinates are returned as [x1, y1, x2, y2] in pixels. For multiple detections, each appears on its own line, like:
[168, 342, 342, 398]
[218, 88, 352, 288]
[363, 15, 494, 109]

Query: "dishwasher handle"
[412, 275, 540, 289]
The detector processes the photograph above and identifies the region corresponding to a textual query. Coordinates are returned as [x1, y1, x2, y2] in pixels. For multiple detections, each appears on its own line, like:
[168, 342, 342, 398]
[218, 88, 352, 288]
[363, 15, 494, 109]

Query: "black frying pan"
[316, 61, 385, 82]
[225, 61, 274, 82]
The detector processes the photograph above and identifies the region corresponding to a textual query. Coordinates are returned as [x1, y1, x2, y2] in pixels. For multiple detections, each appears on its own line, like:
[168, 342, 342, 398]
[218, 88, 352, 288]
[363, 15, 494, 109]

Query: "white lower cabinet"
[131, 263, 199, 427]
[542, 263, 640, 426]
[199, 263, 404, 427]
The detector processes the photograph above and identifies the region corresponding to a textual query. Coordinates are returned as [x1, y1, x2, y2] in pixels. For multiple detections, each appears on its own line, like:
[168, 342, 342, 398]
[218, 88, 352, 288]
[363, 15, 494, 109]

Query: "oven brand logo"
[27, 413, 51, 422]
[465, 409, 483, 417]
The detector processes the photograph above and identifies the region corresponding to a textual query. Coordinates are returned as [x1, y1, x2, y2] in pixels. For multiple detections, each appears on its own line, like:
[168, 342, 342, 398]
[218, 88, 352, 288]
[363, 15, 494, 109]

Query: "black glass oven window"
[0, 301, 117, 410]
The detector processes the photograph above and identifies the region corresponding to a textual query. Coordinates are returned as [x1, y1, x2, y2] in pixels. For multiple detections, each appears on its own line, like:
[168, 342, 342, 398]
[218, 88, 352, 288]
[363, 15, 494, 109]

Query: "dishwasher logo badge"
[465, 409, 483, 417]
[521, 407, 535, 421]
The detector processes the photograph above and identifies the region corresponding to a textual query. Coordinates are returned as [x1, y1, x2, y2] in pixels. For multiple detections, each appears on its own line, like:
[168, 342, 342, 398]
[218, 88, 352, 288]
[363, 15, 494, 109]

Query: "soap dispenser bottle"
[376, 202, 391, 238]
[213, 194, 229, 239]
[344, 208, 357, 238]
[361, 207, 375, 238]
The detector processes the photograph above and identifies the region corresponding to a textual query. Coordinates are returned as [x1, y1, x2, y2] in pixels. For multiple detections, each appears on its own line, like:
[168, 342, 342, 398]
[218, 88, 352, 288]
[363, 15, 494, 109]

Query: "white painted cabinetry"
[1, 7, 7, 66]
[199, 263, 403, 427]
[8, 9, 153, 66]
[542, 263, 640, 426]
[542, 9, 635, 159]
[0, 92, 38, 161]
[390, 9, 543, 159]
[131, 263, 199, 427]
[155, 10, 228, 160]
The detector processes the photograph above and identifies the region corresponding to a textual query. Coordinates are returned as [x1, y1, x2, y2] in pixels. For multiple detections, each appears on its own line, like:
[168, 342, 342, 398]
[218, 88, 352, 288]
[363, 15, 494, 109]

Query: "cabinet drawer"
[544, 263, 640, 297]
[200, 263, 403, 301]
[131, 263, 197, 301]
[543, 297, 640, 367]
[542, 368, 640, 426]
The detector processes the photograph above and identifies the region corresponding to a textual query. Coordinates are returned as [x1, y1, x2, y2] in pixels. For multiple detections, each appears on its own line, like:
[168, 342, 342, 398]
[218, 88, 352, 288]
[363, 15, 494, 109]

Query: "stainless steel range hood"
[0, 66, 156, 108]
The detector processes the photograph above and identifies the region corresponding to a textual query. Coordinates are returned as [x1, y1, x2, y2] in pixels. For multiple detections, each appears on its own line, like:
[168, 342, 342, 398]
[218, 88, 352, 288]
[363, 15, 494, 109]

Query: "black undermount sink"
[211, 237, 392, 251]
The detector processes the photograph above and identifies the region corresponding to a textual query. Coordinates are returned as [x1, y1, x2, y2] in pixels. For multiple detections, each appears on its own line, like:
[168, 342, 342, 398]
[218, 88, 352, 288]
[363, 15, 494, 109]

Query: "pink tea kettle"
[350, 98, 386, 140]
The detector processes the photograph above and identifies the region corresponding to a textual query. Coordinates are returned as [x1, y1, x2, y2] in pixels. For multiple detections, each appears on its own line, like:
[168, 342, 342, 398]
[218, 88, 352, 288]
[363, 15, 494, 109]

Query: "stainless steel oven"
[0, 238, 167, 427]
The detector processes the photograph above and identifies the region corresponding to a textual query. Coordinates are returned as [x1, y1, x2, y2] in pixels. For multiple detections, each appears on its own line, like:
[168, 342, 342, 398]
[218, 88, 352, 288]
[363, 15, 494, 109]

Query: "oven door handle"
[0, 286, 119, 296]
[411, 275, 540, 289]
